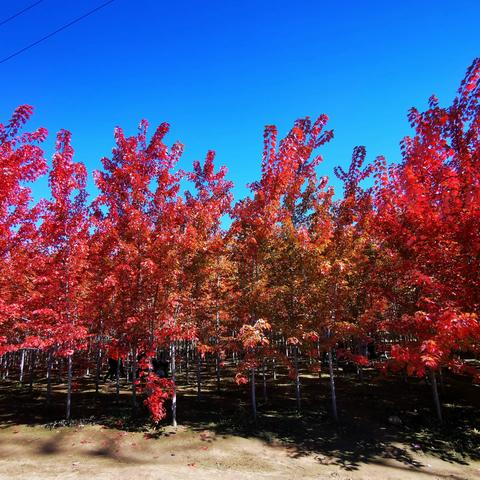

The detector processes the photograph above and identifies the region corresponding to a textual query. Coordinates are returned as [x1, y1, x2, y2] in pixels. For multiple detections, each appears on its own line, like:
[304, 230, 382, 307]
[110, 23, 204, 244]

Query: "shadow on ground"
[0, 365, 479, 472]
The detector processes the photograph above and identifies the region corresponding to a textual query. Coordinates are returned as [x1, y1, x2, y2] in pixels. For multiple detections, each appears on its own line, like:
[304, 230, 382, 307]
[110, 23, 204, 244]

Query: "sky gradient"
[1, 0, 479, 203]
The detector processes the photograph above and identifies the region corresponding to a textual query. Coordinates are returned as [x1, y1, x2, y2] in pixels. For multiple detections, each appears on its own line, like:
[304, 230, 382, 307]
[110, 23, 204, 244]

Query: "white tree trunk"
[19, 350, 25, 384]
[171, 343, 177, 427]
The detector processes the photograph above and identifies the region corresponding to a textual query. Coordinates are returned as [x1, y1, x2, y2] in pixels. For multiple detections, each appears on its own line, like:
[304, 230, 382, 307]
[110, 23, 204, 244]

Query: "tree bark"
[131, 347, 138, 411]
[429, 369, 443, 423]
[115, 356, 120, 403]
[262, 358, 267, 403]
[66, 355, 73, 421]
[171, 343, 177, 427]
[29, 349, 37, 393]
[95, 347, 101, 394]
[185, 343, 190, 384]
[215, 354, 221, 392]
[196, 351, 201, 398]
[328, 348, 338, 421]
[251, 367, 257, 422]
[19, 349, 25, 384]
[294, 347, 301, 413]
[46, 350, 53, 405]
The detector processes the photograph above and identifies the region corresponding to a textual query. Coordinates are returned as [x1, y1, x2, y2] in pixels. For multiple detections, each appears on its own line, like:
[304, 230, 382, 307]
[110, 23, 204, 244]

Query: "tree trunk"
[95, 347, 101, 394]
[19, 349, 25, 384]
[251, 367, 257, 422]
[357, 365, 364, 383]
[196, 352, 201, 398]
[85, 347, 90, 377]
[131, 348, 138, 411]
[294, 347, 301, 413]
[29, 350, 37, 393]
[215, 353, 221, 392]
[46, 351, 53, 405]
[57, 357, 63, 383]
[66, 355, 73, 421]
[215, 308, 221, 392]
[429, 369, 443, 423]
[328, 348, 338, 421]
[438, 367, 445, 393]
[2, 353, 9, 379]
[262, 358, 267, 403]
[115, 357, 120, 403]
[171, 343, 177, 427]
[317, 342, 321, 379]
[185, 343, 190, 384]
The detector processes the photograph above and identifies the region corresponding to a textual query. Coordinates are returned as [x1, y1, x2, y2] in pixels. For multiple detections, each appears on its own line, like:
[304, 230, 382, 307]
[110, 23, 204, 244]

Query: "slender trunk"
[19, 349, 25, 384]
[215, 308, 221, 392]
[317, 342, 321, 379]
[85, 347, 90, 377]
[95, 347, 101, 394]
[29, 350, 37, 393]
[66, 355, 72, 421]
[131, 348, 138, 411]
[178, 343, 183, 374]
[262, 358, 267, 403]
[357, 365, 364, 383]
[57, 357, 63, 383]
[196, 352, 201, 398]
[215, 354, 221, 392]
[115, 357, 120, 403]
[2, 353, 9, 379]
[294, 347, 301, 413]
[171, 343, 177, 427]
[251, 367, 257, 422]
[272, 358, 277, 381]
[438, 367, 445, 393]
[185, 343, 190, 384]
[429, 369, 443, 423]
[328, 348, 338, 421]
[46, 351, 53, 405]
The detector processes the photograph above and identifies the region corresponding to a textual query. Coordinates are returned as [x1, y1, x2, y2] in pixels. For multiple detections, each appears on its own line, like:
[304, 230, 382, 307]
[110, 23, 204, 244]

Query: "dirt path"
[0, 425, 478, 480]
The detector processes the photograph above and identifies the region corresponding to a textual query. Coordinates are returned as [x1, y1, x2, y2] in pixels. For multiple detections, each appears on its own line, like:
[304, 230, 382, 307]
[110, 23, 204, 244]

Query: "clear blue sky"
[1, 0, 479, 203]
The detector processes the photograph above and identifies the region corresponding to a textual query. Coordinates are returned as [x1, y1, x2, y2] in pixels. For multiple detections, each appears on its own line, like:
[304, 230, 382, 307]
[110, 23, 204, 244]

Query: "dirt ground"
[0, 364, 479, 479]
[0, 423, 478, 480]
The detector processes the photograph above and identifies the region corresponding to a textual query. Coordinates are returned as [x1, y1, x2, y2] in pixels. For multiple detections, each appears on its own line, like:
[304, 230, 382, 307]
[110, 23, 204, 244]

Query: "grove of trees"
[0, 59, 478, 426]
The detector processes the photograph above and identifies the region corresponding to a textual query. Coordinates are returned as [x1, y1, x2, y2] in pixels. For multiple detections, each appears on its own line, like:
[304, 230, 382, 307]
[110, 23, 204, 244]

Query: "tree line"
[0, 59, 478, 425]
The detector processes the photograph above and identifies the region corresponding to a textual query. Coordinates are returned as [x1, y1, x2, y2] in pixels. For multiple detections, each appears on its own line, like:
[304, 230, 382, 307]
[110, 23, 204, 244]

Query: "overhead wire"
[0, 0, 116, 65]
[0, 0, 45, 28]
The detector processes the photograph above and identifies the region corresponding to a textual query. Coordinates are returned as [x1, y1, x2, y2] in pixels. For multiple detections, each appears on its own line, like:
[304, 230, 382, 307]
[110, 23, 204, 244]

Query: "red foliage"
[1, 59, 479, 425]
[140, 373, 175, 423]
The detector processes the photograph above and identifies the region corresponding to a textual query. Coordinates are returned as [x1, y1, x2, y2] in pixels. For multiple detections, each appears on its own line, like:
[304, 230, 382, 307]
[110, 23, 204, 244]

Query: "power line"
[0, 0, 45, 28]
[0, 0, 116, 65]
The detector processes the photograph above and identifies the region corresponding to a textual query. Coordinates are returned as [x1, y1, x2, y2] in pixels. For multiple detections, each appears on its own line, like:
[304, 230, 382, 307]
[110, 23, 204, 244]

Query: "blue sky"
[1, 0, 479, 204]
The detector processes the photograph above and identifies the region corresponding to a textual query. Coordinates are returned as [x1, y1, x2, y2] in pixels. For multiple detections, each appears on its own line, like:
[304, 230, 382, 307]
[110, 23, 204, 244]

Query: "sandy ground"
[0, 424, 478, 480]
